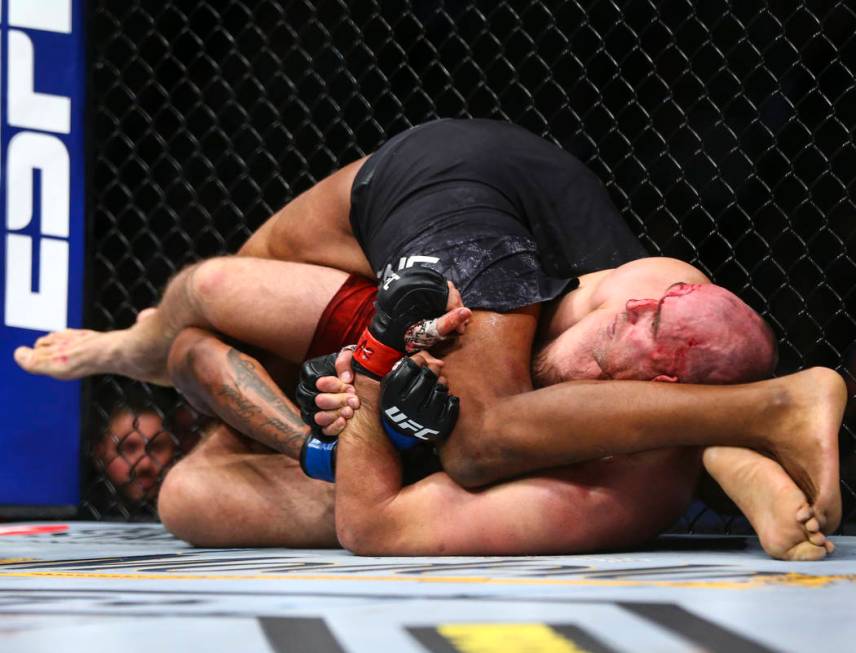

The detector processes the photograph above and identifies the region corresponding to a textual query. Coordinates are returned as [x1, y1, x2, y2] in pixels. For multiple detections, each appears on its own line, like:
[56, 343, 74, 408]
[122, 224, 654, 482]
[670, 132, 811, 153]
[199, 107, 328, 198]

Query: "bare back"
[239, 157, 373, 279]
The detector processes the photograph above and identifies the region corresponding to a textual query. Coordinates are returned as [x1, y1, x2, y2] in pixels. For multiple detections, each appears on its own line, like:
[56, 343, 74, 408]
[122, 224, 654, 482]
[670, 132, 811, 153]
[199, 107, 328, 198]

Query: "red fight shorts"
[305, 274, 377, 360]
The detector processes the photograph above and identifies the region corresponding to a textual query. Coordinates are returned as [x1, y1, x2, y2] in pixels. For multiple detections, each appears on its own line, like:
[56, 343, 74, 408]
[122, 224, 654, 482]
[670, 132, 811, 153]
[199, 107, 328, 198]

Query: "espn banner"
[0, 0, 84, 514]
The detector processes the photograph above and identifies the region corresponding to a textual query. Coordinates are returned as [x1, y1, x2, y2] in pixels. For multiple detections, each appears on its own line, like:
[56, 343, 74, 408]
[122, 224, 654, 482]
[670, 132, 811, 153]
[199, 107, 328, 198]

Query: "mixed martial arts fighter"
[17, 256, 826, 559]
[15, 119, 845, 559]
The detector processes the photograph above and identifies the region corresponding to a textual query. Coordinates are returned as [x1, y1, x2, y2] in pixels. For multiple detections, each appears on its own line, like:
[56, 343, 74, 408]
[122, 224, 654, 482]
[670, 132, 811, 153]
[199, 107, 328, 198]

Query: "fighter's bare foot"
[765, 367, 845, 533]
[14, 329, 122, 379]
[704, 446, 831, 561]
[14, 326, 170, 385]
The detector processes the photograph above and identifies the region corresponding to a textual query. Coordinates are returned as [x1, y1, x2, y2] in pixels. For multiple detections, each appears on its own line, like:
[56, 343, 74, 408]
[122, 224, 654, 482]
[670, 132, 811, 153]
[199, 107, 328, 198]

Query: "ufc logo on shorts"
[378, 255, 440, 288]
[384, 406, 440, 440]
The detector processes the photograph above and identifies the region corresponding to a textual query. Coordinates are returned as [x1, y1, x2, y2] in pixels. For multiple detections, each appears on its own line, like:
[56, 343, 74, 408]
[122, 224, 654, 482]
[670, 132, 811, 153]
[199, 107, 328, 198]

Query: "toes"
[788, 541, 828, 562]
[34, 330, 77, 347]
[13, 346, 34, 369]
[795, 505, 813, 522]
[804, 516, 821, 533]
[34, 335, 55, 348]
[808, 530, 827, 546]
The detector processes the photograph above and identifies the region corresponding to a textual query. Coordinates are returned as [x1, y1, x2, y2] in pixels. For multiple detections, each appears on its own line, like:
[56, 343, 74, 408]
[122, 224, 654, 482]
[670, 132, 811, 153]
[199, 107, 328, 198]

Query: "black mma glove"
[352, 267, 449, 380]
[295, 352, 339, 482]
[380, 357, 460, 450]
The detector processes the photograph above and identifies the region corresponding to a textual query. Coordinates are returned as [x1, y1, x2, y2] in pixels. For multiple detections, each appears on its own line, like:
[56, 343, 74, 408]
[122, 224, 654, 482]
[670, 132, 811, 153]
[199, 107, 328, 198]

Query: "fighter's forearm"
[334, 376, 415, 553]
[216, 348, 311, 458]
[168, 327, 309, 459]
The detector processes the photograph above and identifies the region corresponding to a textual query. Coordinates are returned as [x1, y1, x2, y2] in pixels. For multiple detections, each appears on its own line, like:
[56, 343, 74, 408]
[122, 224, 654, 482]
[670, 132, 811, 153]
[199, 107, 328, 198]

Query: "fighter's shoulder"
[590, 257, 710, 307]
[539, 258, 709, 338]
[539, 269, 611, 337]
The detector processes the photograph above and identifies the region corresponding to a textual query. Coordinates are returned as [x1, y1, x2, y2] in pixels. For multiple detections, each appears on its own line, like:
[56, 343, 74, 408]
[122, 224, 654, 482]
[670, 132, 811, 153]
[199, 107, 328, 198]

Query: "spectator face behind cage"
[94, 408, 177, 504]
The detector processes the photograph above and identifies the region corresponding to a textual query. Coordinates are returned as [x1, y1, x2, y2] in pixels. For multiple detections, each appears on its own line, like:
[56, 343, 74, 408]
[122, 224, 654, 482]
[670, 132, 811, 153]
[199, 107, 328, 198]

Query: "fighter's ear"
[652, 374, 678, 383]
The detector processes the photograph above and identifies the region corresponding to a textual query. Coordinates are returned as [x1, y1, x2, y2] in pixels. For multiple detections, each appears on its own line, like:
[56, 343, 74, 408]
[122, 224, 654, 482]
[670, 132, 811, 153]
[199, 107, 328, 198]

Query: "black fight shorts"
[350, 119, 648, 312]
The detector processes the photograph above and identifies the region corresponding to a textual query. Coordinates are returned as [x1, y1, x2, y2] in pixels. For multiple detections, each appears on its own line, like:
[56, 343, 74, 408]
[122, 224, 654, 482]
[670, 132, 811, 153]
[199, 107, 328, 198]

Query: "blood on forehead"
[653, 283, 775, 383]
[663, 281, 702, 298]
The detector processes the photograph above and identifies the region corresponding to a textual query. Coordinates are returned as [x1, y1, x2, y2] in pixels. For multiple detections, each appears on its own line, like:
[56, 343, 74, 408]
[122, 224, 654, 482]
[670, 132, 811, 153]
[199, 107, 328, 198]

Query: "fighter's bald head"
[536, 281, 777, 386]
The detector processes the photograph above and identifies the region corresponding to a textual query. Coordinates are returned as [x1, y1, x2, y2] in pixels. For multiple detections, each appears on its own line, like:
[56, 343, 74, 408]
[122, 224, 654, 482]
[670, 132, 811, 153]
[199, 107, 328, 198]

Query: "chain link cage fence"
[86, 0, 856, 530]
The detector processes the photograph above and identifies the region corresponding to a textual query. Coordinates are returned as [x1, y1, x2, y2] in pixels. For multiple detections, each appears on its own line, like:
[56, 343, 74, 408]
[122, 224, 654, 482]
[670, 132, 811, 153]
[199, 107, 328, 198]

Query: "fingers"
[408, 352, 445, 378]
[398, 356, 451, 397]
[443, 280, 469, 335]
[315, 390, 360, 411]
[435, 307, 472, 337]
[315, 375, 354, 394]
[335, 347, 355, 384]
[313, 365, 361, 437]
[314, 403, 351, 436]
[446, 280, 464, 311]
[319, 415, 347, 436]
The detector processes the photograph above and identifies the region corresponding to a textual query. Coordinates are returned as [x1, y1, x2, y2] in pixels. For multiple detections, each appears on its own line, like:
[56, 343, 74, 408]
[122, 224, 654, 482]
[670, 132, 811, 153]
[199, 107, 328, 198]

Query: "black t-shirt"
[350, 118, 648, 312]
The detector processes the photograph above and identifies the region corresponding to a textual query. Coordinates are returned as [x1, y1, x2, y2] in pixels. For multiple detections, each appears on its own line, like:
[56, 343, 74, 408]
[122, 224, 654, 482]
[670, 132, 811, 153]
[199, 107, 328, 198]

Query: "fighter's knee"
[187, 257, 233, 306]
[158, 462, 204, 545]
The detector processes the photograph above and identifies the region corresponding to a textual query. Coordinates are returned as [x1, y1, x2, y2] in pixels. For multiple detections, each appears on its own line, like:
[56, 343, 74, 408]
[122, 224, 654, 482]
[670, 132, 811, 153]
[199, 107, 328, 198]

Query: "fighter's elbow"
[438, 438, 500, 489]
[336, 511, 390, 556]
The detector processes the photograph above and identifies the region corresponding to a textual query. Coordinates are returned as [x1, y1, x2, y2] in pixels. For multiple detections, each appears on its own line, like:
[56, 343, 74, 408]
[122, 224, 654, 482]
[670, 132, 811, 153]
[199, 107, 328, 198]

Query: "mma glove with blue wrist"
[296, 352, 339, 482]
[380, 357, 460, 450]
[299, 267, 452, 480]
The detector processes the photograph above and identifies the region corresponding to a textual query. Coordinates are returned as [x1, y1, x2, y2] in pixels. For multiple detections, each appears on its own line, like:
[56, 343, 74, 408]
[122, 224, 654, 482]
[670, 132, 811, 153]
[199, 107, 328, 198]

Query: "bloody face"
[596, 283, 775, 383]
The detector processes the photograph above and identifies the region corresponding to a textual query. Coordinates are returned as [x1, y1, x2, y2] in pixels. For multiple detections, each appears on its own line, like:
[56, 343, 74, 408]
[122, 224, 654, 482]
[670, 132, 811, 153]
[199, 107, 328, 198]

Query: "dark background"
[86, 0, 856, 529]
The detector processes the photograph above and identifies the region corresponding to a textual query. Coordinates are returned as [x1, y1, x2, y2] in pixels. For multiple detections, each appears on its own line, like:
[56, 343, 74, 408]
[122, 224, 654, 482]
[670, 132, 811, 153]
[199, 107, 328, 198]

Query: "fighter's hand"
[295, 351, 358, 437]
[380, 355, 460, 450]
[311, 347, 362, 436]
[405, 280, 471, 352]
[352, 267, 452, 379]
[313, 348, 447, 436]
[297, 350, 364, 482]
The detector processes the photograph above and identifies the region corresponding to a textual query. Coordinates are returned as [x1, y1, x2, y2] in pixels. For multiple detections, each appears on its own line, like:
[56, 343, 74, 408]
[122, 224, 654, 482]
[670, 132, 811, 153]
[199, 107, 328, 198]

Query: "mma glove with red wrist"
[299, 267, 451, 481]
[352, 267, 449, 379]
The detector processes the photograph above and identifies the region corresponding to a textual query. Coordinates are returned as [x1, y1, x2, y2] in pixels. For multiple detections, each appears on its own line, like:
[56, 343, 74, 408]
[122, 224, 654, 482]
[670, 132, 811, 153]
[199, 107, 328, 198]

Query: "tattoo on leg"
[217, 348, 308, 458]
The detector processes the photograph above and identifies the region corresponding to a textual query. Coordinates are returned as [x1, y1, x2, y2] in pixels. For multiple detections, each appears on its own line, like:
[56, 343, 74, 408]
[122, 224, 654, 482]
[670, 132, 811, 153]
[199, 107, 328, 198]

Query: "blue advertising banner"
[0, 0, 84, 509]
